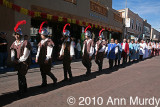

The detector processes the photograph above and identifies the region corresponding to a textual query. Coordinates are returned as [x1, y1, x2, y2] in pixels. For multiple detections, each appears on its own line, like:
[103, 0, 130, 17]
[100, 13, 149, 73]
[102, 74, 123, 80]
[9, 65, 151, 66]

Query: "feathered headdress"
[39, 21, 48, 33]
[63, 23, 70, 33]
[99, 29, 105, 37]
[84, 25, 91, 33]
[14, 20, 26, 35]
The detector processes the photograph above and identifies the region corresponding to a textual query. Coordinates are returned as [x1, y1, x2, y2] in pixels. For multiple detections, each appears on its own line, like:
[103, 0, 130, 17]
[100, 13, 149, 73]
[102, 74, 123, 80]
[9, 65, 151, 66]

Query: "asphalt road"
[0, 56, 160, 107]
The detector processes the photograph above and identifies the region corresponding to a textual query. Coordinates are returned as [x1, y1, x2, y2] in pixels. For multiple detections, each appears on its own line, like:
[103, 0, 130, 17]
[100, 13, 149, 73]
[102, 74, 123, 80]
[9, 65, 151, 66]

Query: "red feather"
[39, 21, 48, 33]
[99, 29, 105, 37]
[63, 23, 70, 33]
[14, 20, 26, 32]
[84, 25, 91, 33]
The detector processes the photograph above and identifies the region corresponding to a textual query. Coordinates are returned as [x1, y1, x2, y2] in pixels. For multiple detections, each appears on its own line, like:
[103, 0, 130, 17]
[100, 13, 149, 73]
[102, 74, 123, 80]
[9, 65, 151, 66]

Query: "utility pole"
[124, 0, 127, 39]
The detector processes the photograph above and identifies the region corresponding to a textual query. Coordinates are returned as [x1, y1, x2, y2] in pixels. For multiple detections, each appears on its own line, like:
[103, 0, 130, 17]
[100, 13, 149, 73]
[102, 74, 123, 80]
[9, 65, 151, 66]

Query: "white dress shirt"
[36, 38, 54, 60]
[59, 38, 75, 57]
[122, 42, 126, 50]
[11, 39, 30, 62]
[82, 39, 94, 56]
[95, 40, 106, 52]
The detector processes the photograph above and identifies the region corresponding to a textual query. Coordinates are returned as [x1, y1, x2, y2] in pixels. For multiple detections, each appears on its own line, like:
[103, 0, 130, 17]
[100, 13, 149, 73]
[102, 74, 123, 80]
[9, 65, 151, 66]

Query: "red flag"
[12, 4, 21, 12]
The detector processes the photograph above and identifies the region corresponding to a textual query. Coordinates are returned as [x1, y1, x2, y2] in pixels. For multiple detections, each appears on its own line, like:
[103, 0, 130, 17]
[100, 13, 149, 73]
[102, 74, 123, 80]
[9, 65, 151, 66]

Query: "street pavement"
[0, 56, 160, 107]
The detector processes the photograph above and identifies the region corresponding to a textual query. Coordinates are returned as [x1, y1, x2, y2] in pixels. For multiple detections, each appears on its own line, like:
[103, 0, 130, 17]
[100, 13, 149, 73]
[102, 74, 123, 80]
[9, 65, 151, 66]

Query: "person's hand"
[2, 43, 7, 45]
[14, 60, 19, 64]
[95, 51, 98, 56]
[59, 56, 63, 60]
[44, 60, 48, 64]
[89, 56, 92, 60]
[35, 59, 38, 63]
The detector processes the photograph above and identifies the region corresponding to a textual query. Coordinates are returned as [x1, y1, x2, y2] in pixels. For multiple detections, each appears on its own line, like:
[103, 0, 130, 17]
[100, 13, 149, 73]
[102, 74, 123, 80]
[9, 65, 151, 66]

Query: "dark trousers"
[16, 62, 29, 95]
[18, 73, 27, 94]
[82, 55, 92, 75]
[0, 52, 8, 67]
[155, 49, 159, 56]
[40, 64, 57, 84]
[139, 55, 143, 60]
[122, 57, 127, 65]
[95, 53, 104, 71]
[109, 59, 114, 69]
[151, 48, 155, 56]
[115, 58, 120, 66]
[63, 60, 72, 80]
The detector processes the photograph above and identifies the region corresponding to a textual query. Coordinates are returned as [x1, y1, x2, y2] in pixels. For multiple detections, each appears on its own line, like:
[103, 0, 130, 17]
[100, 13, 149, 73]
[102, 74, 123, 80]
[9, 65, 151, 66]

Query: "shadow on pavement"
[0, 56, 156, 106]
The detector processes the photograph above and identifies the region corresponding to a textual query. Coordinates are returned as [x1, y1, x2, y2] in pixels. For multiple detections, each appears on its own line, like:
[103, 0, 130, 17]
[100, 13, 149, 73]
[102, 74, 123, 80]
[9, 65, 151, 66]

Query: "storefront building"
[143, 19, 151, 41]
[151, 28, 160, 42]
[0, 0, 123, 63]
[118, 8, 143, 40]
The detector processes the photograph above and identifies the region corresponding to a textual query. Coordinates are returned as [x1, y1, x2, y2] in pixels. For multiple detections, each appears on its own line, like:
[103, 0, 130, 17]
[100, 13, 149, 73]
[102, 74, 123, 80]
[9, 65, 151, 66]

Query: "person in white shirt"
[155, 42, 159, 56]
[59, 23, 75, 82]
[145, 42, 149, 58]
[139, 40, 146, 60]
[82, 25, 94, 76]
[36, 21, 57, 87]
[10, 20, 31, 97]
[76, 39, 81, 59]
[148, 42, 152, 57]
[95, 29, 106, 71]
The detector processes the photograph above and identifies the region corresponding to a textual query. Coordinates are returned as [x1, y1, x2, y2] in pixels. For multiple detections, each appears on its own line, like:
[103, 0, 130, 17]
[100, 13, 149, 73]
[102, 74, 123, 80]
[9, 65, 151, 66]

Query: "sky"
[112, 0, 160, 31]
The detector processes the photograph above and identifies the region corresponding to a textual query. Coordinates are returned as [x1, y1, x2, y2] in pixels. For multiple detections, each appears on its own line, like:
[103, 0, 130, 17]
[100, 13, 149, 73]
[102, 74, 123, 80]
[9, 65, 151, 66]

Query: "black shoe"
[39, 83, 47, 88]
[98, 67, 102, 72]
[68, 78, 73, 82]
[85, 71, 91, 77]
[53, 79, 57, 86]
[62, 78, 68, 82]
[17, 91, 25, 98]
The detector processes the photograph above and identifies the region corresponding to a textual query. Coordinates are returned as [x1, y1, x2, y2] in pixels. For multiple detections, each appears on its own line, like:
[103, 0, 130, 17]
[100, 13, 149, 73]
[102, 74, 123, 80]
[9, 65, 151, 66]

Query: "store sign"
[89, 13, 107, 22]
[90, 0, 107, 16]
[125, 18, 130, 27]
[153, 35, 156, 39]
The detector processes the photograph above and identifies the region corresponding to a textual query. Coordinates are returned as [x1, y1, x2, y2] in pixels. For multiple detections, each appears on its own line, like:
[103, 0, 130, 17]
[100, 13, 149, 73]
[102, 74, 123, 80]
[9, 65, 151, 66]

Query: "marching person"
[148, 42, 152, 57]
[134, 40, 140, 61]
[106, 38, 118, 69]
[82, 25, 94, 76]
[155, 42, 159, 56]
[10, 20, 31, 97]
[115, 39, 122, 67]
[151, 42, 155, 56]
[145, 42, 149, 58]
[130, 40, 136, 62]
[36, 21, 57, 87]
[139, 40, 146, 60]
[121, 39, 129, 67]
[159, 42, 160, 55]
[128, 39, 132, 62]
[95, 29, 106, 72]
[59, 23, 75, 82]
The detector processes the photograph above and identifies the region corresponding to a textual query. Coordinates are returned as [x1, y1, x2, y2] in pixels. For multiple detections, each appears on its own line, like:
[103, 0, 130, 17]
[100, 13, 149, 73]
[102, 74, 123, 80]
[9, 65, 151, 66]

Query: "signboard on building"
[90, 0, 108, 16]
[125, 18, 130, 27]
[153, 35, 156, 39]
